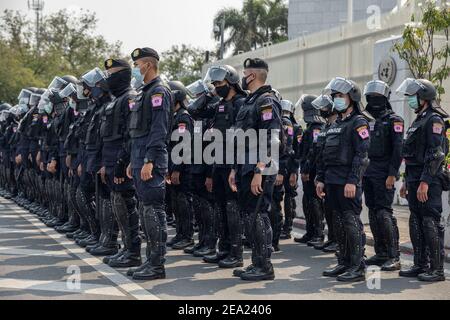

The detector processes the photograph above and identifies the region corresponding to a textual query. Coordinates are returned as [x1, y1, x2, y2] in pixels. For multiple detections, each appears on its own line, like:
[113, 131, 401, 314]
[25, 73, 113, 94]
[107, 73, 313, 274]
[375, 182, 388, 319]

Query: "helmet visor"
[48, 77, 69, 90]
[17, 89, 33, 104]
[204, 66, 228, 83]
[364, 80, 391, 97]
[323, 77, 354, 95]
[312, 95, 333, 110]
[82, 67, 107, 87]
[29, 93, 42, 106]
[281, 100, 294, 114]
[60, 83, 77, 99]
[186, 80, 209, 97]
[396, 78, 425, 96]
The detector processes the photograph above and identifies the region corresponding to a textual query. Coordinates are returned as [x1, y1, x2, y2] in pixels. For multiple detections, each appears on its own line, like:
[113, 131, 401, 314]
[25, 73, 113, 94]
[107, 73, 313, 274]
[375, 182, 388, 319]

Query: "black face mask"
[215, 84, 231, 99]
[320, 109, 333, 119]
[106, 69, 131, 96]
[241, 74, 253, 91]
[366, 96, 388, 117]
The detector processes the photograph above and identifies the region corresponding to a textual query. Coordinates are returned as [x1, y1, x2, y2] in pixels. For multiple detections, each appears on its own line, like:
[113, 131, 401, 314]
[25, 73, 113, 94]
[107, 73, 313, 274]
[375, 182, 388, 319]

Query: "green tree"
[159, 44, 212, 85]
[213, 0, 288, 56]
[0, 9, 122, 104]
[393, 1, 450, 98]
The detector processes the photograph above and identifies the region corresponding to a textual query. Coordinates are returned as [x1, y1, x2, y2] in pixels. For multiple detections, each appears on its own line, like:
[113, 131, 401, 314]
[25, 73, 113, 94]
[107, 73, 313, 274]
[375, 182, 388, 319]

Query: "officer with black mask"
[316, 77, 371, 282]
[184, 80, 219, 258]
[281, 102, 304, 240]
[71, 82, 101, 245]
[229, 58, 282, 281]
[198, 65, 248, 268]
[295, 95, 326, 247]
[61, 82, 90, 240]
[311, 95, 339, 253]
[271, 99, 295, 252]
[96, 58, 142, 268]
[363, 80, 403, 272]
[80, 67, 118, 257]
[397, 78, 448, 282]
[49, 76, 80, 233]
[167, 80, 196, 252]
[24, 89, 46, 216]
[125, 47, 172, 281]
[0, 106, 14, 199]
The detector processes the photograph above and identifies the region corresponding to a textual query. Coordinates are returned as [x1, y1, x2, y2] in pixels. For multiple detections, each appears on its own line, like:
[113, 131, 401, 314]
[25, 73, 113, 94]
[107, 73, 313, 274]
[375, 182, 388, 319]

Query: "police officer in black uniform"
[363, 80, 404, 271]
[316, 77, 371, 282]
[311, 95, 338, 253]
[81, 67, 119, 257]
[281, 102, 303, 240]
[99, 58, 142, 268]
[295, 95, 326, 246]
[397, 78, 448, 282]
[229, 58, 282, 281]
[63, 83, 92, 242]
[126, 47, 172, 281]
[167, 80, 196, 251]
[271, 99, 295, 251]
[198, 65, 247, 268]
[185, 80, 219, 258]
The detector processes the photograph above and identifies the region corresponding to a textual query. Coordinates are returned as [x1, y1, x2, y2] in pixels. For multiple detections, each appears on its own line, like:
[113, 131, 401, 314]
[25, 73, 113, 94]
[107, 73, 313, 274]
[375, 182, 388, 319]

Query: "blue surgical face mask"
[132, 67, 144, 86]
[68, 99, 77, 110]
[407, 95, 420, 111]
[333, 97, 348, 112]
[44, 103, 53, 115]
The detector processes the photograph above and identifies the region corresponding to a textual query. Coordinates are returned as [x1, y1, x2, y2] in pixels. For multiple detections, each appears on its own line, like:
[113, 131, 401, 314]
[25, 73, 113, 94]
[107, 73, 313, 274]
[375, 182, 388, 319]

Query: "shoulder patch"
[313, 129, 321, 142]
[433, 122, 444, 135]
[151, 93, 163, 108]
[261, 104, 273, 121]
[297, 133, 303, 143]
[356, 125, 370, 140]
[128, 99, 136, 111]
[286, 125, 294, 136]
[218, 105, 225, 113]
[393, 121, 404, 133]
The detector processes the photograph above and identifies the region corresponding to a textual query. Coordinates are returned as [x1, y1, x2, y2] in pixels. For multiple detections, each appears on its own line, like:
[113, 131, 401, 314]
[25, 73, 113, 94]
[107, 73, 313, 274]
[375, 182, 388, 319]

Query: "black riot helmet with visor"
[186, 79, 211, 98]
[396, 78, 448, 118]
[324, 77, 361, 103]
[296, 94, 324, 124]
[168, 81, 189, 109]
[312, 94, 336, 119]
[364, 80, 392, 116]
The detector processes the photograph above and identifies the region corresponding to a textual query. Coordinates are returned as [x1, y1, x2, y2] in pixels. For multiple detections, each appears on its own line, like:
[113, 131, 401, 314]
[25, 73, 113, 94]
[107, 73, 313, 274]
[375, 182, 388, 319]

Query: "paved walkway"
[0, 197, 449, 300]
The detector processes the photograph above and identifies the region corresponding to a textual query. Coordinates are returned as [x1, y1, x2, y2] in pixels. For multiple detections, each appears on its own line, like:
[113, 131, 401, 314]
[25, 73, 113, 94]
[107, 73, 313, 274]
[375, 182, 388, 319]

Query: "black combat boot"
[323, 212, 348, 277]
[203, 250, 229, 264]
[218, 245, 244, 268]
[400, 211, 429, 278]
[240, 257, 275, 281]
[336, 211, 366, 283]
[418, 217, 445, 282]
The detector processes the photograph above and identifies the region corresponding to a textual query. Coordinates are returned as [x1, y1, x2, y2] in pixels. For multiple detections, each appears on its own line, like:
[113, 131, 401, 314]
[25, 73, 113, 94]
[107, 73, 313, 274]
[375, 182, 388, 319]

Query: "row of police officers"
[0, 48, 447, 283]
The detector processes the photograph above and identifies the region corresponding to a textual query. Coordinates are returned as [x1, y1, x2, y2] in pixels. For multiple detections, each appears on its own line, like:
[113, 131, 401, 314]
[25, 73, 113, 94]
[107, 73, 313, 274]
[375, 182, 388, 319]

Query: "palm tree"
[213, 0, 288, 56]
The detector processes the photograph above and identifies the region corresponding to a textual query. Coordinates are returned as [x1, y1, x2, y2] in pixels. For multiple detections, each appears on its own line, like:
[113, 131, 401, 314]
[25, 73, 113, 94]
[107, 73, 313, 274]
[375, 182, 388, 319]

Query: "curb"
[293, 218, 450, 263]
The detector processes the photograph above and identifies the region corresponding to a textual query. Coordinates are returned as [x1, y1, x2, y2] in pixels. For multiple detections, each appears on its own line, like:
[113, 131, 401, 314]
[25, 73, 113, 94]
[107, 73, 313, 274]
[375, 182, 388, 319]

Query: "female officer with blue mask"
[316, 77, 371, 282]
[397, 78, 448, 282]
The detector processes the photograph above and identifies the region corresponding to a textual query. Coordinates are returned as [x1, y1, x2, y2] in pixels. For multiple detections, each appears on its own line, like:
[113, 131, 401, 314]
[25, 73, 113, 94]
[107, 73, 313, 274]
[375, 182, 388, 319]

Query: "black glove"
[114, 159, 126, 179]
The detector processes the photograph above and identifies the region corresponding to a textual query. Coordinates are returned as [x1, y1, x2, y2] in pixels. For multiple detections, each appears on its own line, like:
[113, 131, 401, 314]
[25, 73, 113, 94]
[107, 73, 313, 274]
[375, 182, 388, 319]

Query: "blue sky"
[1, 0, 243, 54]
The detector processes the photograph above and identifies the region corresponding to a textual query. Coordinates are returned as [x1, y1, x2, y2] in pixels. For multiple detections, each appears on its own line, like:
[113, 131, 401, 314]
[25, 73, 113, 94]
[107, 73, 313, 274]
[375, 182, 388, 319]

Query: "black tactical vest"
[323, 114, 364, 167]
[100, 90, 135, 142]
[85, 104, 105, 150]
[402, 111, 441, 165]
[368, 112, 395, 159]
[129, 79, 172, 139]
